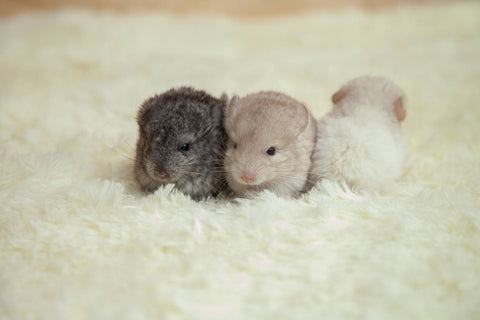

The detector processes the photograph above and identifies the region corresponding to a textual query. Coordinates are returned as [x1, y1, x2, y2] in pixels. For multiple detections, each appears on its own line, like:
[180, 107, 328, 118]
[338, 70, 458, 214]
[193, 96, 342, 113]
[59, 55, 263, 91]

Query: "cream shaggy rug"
[1, 2, 479, 319]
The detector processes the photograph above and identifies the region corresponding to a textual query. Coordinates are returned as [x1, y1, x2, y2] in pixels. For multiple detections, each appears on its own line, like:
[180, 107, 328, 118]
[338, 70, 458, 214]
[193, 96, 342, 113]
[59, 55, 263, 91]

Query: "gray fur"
[134, 87, 229, 201]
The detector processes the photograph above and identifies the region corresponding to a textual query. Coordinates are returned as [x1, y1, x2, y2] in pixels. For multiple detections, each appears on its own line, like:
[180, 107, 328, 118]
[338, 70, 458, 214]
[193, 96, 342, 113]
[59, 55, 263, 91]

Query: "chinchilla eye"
[233, 143, 237, 149]
[179, 144, 190, 152]
[266, 146, 275, 156]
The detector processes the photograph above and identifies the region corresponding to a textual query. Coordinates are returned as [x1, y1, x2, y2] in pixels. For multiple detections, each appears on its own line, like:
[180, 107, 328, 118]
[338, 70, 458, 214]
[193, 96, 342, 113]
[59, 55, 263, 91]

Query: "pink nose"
[155, 172, 168, 179]
[240, 172, 256, 184]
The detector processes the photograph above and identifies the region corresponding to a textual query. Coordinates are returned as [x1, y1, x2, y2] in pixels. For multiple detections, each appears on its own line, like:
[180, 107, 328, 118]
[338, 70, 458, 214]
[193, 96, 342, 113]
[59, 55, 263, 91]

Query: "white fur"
[1, 4, 480, 320]
[312, 76, 406, 192]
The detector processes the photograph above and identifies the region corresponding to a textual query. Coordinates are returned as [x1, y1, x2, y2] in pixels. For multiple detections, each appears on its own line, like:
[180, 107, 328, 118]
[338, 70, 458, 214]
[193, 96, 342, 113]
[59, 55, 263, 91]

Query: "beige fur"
[312, 76, 407, 192]
[224, 91, 317, 198]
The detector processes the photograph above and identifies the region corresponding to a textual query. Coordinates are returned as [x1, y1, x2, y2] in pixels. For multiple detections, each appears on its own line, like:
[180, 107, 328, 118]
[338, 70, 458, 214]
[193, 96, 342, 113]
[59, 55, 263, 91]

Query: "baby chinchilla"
[312, 75, 407, 192]
[224, 91, 318, 198]
[134, 87, 229, 201]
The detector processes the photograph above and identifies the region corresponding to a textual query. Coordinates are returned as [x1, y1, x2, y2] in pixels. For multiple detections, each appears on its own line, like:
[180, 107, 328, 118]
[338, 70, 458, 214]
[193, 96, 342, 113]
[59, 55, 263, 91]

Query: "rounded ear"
[393, 97, 406, 122]
[229, 95, 239, 107]
[220, 93, 229, 105]
[226, 94, 240, 118]
[332, 88, 348, 105]
[292, 104, 311, 137]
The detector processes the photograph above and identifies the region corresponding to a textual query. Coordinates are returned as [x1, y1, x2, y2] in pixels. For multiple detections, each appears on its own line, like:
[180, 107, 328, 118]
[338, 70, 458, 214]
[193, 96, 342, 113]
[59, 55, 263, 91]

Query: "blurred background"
[0, 0, 461, 16]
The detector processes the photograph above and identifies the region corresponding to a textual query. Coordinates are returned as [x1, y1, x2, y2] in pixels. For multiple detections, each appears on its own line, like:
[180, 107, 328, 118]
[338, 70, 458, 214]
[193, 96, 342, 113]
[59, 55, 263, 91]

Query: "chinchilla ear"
[220, 93, 229, 105]
[332, 87, 348, 105]
[229, 95, 239, 107]
[292, 103, 310, 136]
[226, 94, 240, 118]
[393, 96, 406, 122]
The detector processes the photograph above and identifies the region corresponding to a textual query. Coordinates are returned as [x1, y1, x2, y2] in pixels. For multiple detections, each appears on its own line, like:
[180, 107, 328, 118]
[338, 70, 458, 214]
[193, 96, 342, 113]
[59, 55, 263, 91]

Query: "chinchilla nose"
[240, 171, 256, 184]
[155, 172, 167, 179]
[154, 169, 169, 180]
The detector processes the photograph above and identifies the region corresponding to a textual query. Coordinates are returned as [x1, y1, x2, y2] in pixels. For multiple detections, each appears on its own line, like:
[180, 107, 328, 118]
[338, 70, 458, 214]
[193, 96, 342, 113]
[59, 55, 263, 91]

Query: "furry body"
[224, 91, 317, 198]
[312, 76, 407, 192]
[134, 87, 228, 200]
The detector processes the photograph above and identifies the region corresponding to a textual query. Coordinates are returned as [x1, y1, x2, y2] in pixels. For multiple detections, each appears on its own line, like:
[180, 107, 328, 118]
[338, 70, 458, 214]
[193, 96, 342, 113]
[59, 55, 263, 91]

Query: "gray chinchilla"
[134, 87, 229, 201]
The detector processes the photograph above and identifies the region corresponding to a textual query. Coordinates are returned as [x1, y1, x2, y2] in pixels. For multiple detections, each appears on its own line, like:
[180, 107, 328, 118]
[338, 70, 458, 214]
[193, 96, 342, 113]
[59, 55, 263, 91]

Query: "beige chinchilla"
[224, 91, 317, 198]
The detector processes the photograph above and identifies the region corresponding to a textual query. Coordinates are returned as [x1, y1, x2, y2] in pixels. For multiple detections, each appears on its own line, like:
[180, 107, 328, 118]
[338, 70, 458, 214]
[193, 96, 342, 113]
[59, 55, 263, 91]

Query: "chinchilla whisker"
[120, 135, 136, 148]
[113, 147, 136, 161]
[115, 162, 135, 169]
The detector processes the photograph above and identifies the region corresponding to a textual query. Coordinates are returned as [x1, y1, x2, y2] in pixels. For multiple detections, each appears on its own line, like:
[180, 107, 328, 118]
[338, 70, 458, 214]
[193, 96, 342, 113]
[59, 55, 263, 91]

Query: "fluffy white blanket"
[1, 3, 479, 319]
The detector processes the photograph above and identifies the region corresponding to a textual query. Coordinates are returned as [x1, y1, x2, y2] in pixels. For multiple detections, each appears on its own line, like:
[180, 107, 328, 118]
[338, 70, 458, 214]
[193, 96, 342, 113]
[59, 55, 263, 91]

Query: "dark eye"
[266, 147, 275, 156]
[179, 144, 190, 152]
[233, 143, 237, 149]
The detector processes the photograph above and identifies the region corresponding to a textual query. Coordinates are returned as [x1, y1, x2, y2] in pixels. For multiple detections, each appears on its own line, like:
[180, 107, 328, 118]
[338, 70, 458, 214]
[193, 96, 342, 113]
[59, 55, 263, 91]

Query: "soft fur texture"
[1, 3, 480, 319]
[134, 87, 228, 200]
[312, 76, 406, 192]
[224, 91, 317, 198]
